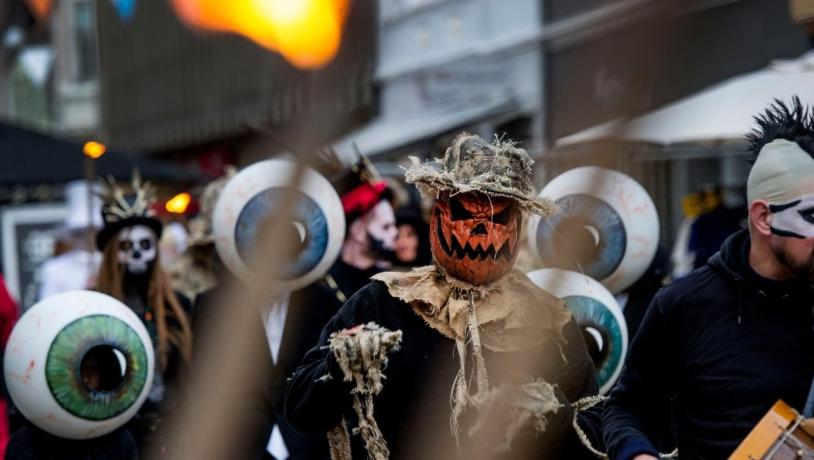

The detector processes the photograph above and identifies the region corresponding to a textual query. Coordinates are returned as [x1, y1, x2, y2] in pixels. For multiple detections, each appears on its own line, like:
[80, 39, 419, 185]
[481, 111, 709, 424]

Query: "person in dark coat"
[603, 98, 814, 460]
[285, 134, 599, 459]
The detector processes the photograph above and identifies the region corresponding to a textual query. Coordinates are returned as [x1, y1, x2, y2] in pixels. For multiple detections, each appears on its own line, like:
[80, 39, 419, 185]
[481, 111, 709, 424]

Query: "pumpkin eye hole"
[492, 204, 516, 225]
[450, 197, 474, 221]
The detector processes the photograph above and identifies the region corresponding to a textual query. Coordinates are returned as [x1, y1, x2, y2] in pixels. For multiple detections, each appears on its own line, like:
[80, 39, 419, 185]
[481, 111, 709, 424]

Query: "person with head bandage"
[602, 97, 814, 460]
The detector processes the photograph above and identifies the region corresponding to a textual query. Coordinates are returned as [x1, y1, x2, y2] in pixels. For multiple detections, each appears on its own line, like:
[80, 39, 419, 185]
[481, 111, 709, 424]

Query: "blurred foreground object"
[168, 170, 234, 301]
[170, 0, 349, 69]
[97, 0, 374, 152]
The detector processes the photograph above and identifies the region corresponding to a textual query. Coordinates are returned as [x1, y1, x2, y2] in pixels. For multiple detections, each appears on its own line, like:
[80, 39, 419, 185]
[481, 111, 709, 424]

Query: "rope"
[571, 396, 678, 459]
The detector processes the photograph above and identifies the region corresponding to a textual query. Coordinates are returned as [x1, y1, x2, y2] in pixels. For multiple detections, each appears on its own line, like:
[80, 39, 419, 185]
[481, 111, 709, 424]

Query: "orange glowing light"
[165, 192, 192, 214]
[25, 0, 52, 20]
[170, 0, 348, 69]
[83, 141, 107, 159]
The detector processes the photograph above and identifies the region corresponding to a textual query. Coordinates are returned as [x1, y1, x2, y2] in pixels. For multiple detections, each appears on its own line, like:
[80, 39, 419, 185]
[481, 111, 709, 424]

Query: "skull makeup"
[117, 225, 158, 275]
[431, 192, 522, 285]
[770, 192, 814, 239]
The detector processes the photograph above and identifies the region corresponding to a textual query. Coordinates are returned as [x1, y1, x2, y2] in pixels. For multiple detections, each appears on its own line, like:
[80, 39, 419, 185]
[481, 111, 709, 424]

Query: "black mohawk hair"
[746, 96, 814, 162]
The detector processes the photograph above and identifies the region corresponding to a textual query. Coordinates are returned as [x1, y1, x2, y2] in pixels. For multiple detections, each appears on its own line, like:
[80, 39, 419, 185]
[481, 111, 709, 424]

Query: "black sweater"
[5, 426, 137, 460]
[603, 230, 814, 460]
[284, 280, 599, 459]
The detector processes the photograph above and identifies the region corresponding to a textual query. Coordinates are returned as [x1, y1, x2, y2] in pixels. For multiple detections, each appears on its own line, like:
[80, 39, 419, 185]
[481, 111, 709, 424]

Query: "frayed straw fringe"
[449, 294, 492, 445]
[327, 420, 352, 460]
[403, 156, 558, 218]
[325, 323, 402, 460]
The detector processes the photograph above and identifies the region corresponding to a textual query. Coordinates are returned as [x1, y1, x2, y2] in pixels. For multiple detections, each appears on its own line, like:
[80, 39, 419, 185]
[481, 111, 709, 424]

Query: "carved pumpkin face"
[431, 192, 522, 285]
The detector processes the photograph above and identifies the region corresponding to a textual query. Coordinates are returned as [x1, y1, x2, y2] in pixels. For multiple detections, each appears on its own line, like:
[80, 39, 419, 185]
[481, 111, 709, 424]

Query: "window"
[73, 0, 97, 82]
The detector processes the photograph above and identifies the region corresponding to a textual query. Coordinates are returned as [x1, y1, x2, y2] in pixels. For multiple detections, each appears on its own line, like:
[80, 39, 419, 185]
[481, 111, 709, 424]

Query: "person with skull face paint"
[94, 173, 193, 455]
[285, 134, 598, 460]
[603, 98, 814, 460]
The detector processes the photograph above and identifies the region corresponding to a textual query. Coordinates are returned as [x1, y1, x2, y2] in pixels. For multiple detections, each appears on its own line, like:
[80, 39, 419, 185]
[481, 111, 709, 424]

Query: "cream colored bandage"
[747, 139, 814, 205]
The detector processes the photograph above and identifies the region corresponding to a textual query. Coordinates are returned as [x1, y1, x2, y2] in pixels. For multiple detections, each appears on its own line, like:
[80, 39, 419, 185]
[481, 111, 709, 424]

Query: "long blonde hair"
[96, 233, 193, 370]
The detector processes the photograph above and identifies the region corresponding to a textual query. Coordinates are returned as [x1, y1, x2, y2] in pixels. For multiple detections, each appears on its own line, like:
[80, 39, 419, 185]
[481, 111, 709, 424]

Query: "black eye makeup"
[797, 207, 814, 224]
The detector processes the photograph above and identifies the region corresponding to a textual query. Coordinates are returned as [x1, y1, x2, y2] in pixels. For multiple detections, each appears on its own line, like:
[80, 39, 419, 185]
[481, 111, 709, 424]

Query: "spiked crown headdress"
[96, 171, 163, 250]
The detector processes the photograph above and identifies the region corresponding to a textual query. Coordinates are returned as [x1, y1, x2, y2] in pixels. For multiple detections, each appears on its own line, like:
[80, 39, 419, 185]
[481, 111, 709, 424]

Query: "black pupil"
[798, 207, 814, 224]
[139, 239, 152, 250]
[80, 345, 127, 393]
[119, 241, 133, 251]
[581, 326, 609, 367]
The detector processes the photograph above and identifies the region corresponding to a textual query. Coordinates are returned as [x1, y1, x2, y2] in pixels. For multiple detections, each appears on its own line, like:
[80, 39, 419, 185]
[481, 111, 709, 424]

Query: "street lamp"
[165, 192, 191, 214]
[83, 141, 107, 159]
[82, 140, 107, 253]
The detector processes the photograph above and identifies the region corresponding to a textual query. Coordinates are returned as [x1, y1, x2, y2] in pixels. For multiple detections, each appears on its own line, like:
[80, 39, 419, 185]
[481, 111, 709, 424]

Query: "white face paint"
[117, 225, 157, 274]
[770, 192, 814, 239]
[365, 200, 397, 250]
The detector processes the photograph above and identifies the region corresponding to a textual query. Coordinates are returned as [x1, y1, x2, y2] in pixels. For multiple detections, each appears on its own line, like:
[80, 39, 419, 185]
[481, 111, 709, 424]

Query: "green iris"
[45, 315, 149, 421]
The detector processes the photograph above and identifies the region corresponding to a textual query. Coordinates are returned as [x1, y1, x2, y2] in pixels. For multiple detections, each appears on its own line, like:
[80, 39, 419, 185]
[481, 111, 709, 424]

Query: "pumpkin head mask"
[431, 191, 522, 285]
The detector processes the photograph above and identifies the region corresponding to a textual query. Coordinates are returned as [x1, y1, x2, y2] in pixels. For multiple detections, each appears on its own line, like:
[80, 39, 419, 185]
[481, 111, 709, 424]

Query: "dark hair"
[747, 96, 814, 162]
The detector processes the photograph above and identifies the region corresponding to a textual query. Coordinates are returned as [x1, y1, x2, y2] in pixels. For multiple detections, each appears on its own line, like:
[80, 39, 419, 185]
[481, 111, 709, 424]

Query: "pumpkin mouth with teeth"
[431, 192, 522, 285]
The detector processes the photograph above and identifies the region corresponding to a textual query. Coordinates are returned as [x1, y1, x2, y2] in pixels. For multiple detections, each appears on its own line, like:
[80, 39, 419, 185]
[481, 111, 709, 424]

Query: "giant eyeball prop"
[212, 159, 345, 290]
[527, 268, 627, 394]
[4, 290, 154, 439]
[528, 166, 659, 293]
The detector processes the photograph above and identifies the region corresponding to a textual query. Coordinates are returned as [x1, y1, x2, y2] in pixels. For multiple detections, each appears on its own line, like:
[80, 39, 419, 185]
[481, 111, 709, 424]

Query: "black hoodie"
[603, 229, 814, 460]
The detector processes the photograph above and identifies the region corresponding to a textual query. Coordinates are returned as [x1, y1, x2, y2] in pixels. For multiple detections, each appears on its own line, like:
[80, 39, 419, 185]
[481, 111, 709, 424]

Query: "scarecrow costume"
[285, 134, 598, 459]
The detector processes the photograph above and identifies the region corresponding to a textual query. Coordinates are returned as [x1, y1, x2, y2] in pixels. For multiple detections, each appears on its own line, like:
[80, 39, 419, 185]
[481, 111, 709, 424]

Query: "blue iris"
[562, 295, 624, 391]
[536, 194, 626, 281]
[235, 188, 328, 280]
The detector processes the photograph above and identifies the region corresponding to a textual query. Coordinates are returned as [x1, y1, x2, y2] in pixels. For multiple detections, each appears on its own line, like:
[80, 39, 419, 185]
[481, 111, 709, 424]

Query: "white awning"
[556, 51, 814, 147]
[334, 97, 520, 159]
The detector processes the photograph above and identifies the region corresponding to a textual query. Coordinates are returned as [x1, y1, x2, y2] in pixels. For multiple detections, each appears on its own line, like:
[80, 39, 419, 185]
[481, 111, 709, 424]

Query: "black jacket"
[5, 426, 137, 460]
[603, 230, 814, 460]
[192, 282, 338, 460]
[284, 280, 598, 459]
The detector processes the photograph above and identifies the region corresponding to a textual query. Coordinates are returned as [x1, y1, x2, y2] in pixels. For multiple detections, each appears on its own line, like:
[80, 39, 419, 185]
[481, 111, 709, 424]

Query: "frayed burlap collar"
[372, 265, 570, 352]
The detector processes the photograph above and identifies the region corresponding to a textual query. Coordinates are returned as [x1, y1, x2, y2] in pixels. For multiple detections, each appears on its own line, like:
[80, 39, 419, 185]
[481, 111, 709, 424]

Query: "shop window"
[73, 0, 97, 82]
